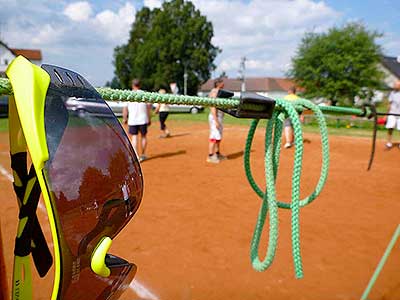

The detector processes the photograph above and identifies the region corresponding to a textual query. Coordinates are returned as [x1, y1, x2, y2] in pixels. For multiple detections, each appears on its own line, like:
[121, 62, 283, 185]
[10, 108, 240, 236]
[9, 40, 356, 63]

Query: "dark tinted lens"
[64, 262, 136, 300]
[43, 86, 142, 299]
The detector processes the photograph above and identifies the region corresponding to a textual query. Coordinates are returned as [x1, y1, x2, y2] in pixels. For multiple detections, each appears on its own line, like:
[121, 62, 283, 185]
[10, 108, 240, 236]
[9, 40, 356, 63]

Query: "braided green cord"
[318, 105, 365, 116]
[245, 99, 330, 208]
[292, 98, 330, 206]
[97, 87, 242, 109]
[0, 75, 339, 278]
[248, 98, 305, 278]
[244, 120, 264, 199]
[1, 77, 368, 116]
[250, 112, 279, 271]
[246, 98, 330, 278]
[272, 113, 284, 179]
[0, 78, 13, 95]
[279, 98, 304, 278]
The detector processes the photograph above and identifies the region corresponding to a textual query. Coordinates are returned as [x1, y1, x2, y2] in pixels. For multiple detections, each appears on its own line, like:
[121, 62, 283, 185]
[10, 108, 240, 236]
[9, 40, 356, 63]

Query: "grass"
[0, 118, 7, 132]
[0, 107, 394, 140]
[168, 108, 257, 126]
[166, 108, 390, 139]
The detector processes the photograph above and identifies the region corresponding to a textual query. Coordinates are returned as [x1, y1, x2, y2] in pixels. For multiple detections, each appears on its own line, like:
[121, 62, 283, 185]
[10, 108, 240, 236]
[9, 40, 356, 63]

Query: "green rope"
[0, 78, 13, 95]
[318, 104, 365, 116]
[0, 76, 339, 278]
[249, 114, 279, 272]
[1, 77, 366, 115]
[245, 98, 329, 278]
[97, 87, 243, 109]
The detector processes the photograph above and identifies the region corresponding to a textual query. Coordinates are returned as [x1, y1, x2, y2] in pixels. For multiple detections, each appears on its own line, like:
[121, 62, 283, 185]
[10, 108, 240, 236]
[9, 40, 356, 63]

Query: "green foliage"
[289, 23, 384, 106]
[104, 76, 121, 89]
[113, 0, 220, 94]
[0, 118, 8, 132]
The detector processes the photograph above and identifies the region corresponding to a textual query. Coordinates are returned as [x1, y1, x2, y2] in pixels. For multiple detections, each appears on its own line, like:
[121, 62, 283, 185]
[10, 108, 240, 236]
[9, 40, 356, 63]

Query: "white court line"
[0, 164, 13, 182]
[1, 162, 159, 300]
[130, 280, 159, 300]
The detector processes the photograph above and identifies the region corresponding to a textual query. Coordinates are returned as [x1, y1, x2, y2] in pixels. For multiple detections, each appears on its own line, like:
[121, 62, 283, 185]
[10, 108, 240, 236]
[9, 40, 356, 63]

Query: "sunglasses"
[7, 56, 143, 300]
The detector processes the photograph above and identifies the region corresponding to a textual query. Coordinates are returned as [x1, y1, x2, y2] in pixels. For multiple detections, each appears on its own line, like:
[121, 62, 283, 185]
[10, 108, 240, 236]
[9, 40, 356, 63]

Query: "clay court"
[1, 120, 400, 300]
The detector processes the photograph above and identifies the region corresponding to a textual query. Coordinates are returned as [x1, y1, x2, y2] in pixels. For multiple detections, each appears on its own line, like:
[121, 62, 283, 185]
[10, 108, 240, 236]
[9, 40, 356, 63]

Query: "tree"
[105, 76, 121, 89]
[113, 0, 220, 94]
[288, 23, 384, 106]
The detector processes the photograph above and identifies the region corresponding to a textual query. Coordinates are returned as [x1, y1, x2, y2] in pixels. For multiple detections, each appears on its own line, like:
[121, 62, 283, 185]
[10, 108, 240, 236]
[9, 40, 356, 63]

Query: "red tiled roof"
[10, 49, 42, 61]
[200, 77, 299, 92]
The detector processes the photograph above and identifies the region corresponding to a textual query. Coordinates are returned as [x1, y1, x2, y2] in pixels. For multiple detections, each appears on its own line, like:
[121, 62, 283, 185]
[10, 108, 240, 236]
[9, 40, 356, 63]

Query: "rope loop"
[0, 76, 335, 278]
[246, 98, 329, 278]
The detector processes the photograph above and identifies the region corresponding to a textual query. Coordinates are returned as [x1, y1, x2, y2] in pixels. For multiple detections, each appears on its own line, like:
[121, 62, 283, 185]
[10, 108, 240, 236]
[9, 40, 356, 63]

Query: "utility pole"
[238, 56, 247, 92]
[0, 22, 3, 41]
[184, 64, 188, 95]
[177, 59, 188, 95]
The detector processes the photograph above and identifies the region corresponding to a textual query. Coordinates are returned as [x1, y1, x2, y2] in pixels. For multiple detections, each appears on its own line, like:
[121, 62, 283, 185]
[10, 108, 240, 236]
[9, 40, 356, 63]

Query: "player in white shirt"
[386, 81, 400, 148]
[123, 79, 152, 161]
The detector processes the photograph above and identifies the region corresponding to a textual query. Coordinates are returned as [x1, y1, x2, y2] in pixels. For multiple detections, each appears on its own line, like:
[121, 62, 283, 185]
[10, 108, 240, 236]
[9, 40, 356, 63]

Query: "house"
[0, 41, 42, 76]
[362, 56, 400, 103]
[199, 77, 297, 98]
[199, 56, 399, 102]
[380, 56, 400, 88]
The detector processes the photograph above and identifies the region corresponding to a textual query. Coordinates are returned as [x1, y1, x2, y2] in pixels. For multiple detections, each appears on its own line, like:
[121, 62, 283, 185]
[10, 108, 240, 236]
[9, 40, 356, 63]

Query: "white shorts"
[209, 114, 223, 141]
[385, 115, 400, 130]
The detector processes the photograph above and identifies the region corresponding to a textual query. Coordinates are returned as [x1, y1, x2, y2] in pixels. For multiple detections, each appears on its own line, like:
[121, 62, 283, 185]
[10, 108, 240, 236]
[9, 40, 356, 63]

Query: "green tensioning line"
[1, 78, 368, 116]
[0, 76, 356, 278]
[245, 98, 329, 278]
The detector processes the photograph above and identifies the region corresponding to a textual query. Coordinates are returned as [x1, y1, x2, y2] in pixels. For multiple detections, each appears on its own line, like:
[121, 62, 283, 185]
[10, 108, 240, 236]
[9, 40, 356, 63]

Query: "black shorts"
[284, 118, 292, 127]
[128, 124, 148, 136]
[159, 112, 169, 130]
[284, 111, 302, 127]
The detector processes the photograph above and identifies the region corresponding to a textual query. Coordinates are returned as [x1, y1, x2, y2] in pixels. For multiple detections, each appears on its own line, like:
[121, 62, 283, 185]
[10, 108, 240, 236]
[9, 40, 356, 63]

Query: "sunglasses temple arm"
[9, 97, 53, 300]
[9, 97, 33, 300]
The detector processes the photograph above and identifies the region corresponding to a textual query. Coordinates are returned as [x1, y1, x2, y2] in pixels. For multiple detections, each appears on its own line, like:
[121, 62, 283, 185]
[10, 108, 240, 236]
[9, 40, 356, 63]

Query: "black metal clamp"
[217, 89, 276, 119]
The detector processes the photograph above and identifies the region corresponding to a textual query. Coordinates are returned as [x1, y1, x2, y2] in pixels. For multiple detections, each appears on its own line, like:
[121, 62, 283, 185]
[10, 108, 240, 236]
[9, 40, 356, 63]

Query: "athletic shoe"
[159, 133, 171, 138]
[217, 153, 228, 160]
[206, 154, 220, 163]
[284, 142, 293, 149]
[385, 142, 393, 149]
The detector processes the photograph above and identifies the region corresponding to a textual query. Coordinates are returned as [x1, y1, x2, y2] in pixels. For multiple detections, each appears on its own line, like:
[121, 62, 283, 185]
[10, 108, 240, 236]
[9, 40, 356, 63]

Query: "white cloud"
[144, 0, 163, 10]
[1, 2, 136, 86]
[381, 32, 400, 56]
[246, 59, 273, 71]
[31, 24, 64, 45]
[192, 0, 342, 77]
[3, 0, 399, 87]
[63, 1, 93, 22]
[92, 2, 136, 43]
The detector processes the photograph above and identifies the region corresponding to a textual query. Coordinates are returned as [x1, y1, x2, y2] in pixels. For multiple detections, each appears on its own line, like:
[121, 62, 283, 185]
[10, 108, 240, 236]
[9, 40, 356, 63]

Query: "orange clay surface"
[0, 120, 400, 300]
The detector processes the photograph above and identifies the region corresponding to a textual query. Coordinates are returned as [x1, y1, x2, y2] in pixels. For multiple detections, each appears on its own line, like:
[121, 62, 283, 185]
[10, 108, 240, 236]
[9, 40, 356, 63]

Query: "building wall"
[0, 45, 16, 74]
[30, 59, 42, 66]
[379, 64, 399, 88]
[258, 91, 288, 99]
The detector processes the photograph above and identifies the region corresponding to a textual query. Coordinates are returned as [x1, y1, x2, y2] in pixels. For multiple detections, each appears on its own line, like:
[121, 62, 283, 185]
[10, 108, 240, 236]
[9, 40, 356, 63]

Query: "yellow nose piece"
[91, 237, 112, 277]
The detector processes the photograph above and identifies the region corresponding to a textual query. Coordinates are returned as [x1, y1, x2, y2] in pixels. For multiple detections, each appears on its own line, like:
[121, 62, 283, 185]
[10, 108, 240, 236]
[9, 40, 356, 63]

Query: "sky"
[0, 0, 399, 87]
